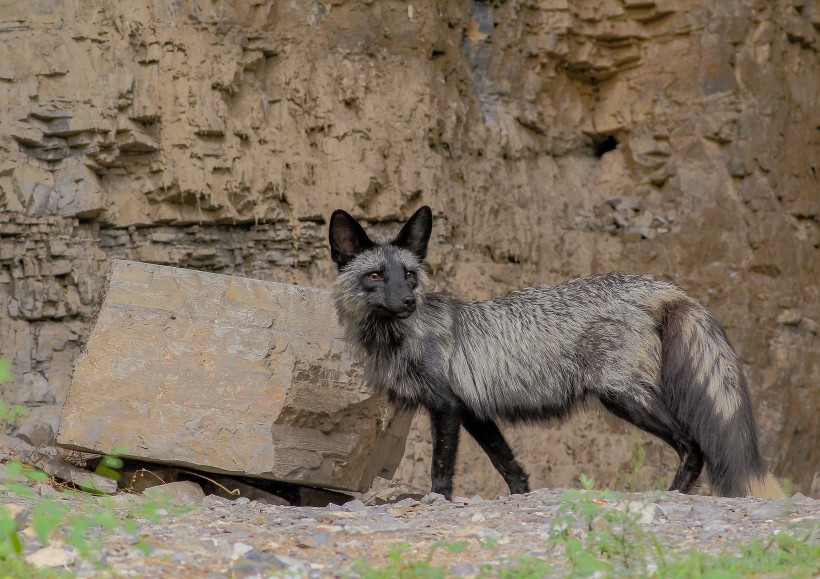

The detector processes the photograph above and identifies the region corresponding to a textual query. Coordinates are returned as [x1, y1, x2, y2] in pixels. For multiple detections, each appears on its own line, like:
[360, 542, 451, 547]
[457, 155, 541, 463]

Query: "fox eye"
[404, 270, 416, 281]
[367, 272, 383, 281]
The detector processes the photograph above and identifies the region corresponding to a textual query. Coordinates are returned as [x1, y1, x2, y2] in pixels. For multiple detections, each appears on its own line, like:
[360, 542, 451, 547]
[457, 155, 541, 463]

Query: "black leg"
[429, 406, 462, 500]
[668, 443, 704, 493]
[462, 412, 530, 495]
[598, 390, 704, 494]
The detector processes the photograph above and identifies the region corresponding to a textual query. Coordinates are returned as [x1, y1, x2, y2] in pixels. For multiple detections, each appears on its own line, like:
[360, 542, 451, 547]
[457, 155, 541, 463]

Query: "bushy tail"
[661, 299, 783, 499]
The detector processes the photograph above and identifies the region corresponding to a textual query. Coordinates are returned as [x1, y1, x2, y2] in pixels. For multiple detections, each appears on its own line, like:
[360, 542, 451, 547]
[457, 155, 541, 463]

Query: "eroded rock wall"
[1, 0, 817, 496]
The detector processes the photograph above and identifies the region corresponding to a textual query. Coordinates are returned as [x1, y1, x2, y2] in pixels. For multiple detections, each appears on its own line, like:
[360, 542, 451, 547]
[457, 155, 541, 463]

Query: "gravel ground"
[5, 480, 819, 577]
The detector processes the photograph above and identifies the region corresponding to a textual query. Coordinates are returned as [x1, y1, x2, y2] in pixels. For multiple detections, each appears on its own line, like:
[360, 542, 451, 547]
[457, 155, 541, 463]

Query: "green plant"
[0, 462, 51, 558]
[550, 475, 665, 576]
[0, 455, 184, 565]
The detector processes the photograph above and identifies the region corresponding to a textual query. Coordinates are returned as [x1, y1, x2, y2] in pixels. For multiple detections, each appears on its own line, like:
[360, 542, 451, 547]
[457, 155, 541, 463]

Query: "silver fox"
[328, 205, 783, 500]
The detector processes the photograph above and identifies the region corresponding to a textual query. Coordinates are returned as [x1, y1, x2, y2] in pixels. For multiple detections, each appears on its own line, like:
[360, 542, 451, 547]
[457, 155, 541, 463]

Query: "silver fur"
[329, 207, 779, 498]
[336, 268, 742, 419]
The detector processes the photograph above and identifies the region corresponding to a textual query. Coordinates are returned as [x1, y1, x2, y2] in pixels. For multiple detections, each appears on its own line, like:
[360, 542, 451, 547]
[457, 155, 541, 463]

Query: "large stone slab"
[56, 260, 410, 493]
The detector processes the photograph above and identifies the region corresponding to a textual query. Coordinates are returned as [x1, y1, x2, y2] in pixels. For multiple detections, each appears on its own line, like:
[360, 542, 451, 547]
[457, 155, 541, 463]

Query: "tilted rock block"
[57, 260, 411, 492]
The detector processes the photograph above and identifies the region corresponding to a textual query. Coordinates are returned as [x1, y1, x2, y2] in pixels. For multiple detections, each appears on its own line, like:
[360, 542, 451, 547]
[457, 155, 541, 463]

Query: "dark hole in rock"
[592, 135, 619, 158]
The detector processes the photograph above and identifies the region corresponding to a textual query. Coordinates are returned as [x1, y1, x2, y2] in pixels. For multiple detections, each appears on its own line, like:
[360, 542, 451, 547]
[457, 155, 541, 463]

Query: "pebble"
[143, 481, 206, 506]
[26, 546, 77, 569]
[343, 499, 367, 512]
[609, 500, 660, 524]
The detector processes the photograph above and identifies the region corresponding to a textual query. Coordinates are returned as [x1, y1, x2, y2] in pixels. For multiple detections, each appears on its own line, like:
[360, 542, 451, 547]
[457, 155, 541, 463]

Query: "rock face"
[57, 260, 411, 492]
[0, 1, 817, 496]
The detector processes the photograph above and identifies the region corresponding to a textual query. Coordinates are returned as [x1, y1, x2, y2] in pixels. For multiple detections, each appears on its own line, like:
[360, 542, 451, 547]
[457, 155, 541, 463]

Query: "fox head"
[328, 206, 432, 320]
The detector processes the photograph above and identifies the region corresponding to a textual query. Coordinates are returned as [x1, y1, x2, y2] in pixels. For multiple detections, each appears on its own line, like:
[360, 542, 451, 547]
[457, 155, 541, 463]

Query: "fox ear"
[328, 209, 375, 270]
[391, 205, 433, 261]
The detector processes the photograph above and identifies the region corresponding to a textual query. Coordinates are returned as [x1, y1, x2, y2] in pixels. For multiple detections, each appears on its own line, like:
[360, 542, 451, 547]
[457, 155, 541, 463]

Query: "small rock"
[344, 519, 409, 533]
[314, 511, 356, 524]
[297, 531, 329, 549]
[19, 452, 117, 495]
[203, 494, 234, 507]
[421, 492, 447, 505]
[36, 483, 57, 498]
[14, 419, 55, 447]
[245, 549, 287, 566]
[200, 537, 232, 558]
[272, 554, 307, 573]
[343, 499, 367, 512]
[609, 501, 659, 524]
[228, 560, 267, 579]
[231, 542, 254, 559]
[606, 196, 641, 211]
[2, 504, 30, 530]
[358, 477, 426, 506]
[393, 497, 420, 508]
[697, 523, 733, 541]
[26, 546, 77, 569]
[98, 492, 143, 508]
[614, 212, 631, 228]
[143, 481, 205, 506]
[452, 563, 477, 576]
[790, 493, 815, 505]
[387, 497, 422, 515]
[654, 503, 691, 521]
[749, 505, 783, 521]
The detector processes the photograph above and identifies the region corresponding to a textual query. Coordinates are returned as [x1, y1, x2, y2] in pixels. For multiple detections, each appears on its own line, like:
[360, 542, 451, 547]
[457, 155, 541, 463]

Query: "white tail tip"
[749, 472, 784, 499]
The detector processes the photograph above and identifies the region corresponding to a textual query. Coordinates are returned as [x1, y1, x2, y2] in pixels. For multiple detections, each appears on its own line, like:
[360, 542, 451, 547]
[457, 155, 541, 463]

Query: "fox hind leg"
[598, 388, 704, 493]
[668, 443, 704, 493]
[462, 412, 530, 495]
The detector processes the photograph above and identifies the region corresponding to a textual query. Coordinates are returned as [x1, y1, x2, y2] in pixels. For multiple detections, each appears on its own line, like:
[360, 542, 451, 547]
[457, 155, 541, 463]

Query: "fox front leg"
[428, 406, 462, 500]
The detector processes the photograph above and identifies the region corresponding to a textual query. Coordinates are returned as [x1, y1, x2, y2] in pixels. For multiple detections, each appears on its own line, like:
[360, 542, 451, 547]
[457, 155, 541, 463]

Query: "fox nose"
[403, 295, 416, 309]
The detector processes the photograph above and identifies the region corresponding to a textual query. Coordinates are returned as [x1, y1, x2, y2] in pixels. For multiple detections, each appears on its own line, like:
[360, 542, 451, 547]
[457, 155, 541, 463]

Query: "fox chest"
[361, 348, 455, 409]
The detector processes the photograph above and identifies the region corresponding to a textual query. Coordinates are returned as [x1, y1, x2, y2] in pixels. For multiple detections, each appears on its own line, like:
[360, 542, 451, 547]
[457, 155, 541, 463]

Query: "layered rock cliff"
[1, 0, 817, 496]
